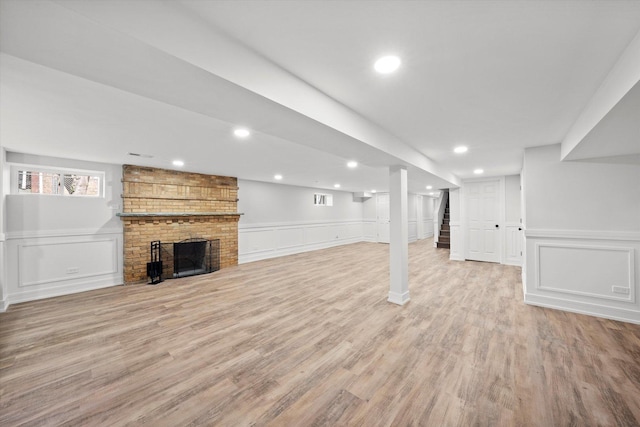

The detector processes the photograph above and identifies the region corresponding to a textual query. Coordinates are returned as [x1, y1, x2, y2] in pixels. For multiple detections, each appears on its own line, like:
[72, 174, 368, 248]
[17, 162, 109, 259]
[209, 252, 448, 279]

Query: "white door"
[465, 180, 501, 263]
[376, 193, 390, 243]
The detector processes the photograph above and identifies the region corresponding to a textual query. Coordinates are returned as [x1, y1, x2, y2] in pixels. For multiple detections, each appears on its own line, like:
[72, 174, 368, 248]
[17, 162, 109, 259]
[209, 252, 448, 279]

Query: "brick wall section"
[121, 165, 240, 284]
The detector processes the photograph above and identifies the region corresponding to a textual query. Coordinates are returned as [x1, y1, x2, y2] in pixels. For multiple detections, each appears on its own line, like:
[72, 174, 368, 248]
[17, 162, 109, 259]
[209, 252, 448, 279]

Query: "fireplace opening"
[147, 238, 220, 284]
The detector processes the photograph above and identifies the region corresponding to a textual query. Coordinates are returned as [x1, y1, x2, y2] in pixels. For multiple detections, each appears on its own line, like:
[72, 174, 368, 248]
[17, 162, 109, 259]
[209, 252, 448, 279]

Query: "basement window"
[14, 166, 103, 197]
[314, 193, 333, 206]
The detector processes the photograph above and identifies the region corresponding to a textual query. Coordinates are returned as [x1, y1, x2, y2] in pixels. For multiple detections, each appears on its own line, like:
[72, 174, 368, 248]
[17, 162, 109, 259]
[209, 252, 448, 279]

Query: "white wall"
[0, 147, 7, 311]
[239, 179, 363, 225]
[523, 144, 640, 324]
[362, 194, 377, 242]
[505, 175, 521, 223]
[237, 180, 433, 263]
[364, 192, 432, 244]
[408, 193, 417, 242]
[420, 195, 435, 239]
[525, 145, 640, 231]
[3, 152, 123, 309]
[237, 179, 365, 263]
[504, 174, 523, 266]
[448, 188, 463, 260]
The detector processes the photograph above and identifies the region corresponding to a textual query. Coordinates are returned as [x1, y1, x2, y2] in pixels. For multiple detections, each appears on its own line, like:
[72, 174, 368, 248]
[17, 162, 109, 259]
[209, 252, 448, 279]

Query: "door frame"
[461, 176, 505, 263]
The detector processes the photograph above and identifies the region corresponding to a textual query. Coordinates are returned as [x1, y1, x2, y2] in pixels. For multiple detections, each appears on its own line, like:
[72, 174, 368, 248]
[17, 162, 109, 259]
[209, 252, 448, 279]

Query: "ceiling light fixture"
[233, 128, 251, 138]
[334, 184, 341, 188]
[371, 189, 377, 193]
[374, 55, 401, 74]
[172, 160, 184, 167]
[454, 146, 468, 154]
[347, 161, 358, 168]
[474, 169, 484, 174]
[274, 174, 283, 180]
[429, 192, 434, 196]
[426, 185, 433, 190]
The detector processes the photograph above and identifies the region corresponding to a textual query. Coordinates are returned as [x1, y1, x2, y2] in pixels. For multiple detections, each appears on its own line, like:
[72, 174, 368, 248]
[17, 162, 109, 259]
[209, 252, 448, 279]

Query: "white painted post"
[388, 165, 410, 305]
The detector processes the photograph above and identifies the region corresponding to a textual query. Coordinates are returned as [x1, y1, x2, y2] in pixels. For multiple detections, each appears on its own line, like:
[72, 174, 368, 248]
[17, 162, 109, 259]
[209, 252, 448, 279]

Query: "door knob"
[495, 224, 499, 228]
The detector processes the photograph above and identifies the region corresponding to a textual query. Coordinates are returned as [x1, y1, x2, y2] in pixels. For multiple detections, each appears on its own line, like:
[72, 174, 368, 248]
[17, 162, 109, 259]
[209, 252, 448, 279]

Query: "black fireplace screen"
[147, 238, 220, 284]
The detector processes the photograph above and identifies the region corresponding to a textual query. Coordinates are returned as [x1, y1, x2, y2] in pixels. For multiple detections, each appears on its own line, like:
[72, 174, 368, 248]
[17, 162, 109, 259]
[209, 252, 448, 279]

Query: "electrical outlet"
[612, 286, 630, 295]
[66, 267, 80, 274]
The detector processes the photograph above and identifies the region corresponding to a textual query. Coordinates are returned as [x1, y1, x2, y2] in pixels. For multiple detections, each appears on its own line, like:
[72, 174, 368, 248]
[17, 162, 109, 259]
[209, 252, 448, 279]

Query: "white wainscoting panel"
[239, 220, 365, 264]
[408, 220, 418, 243]
[449, 221, 463, 261]
[277, 227, 305, 249]
[306, 224, 330, 245]
[18, 239, 118, 287]
[421, 219, 434, 239]
[504, 223, 523, 266]
[6, 230, 123, 307]
[525, 229, 640, 324]
[536, 243, 634, 302]
[362, 220, 377, 242]
[239, 228, 277, 253]
[0, 239, 7, 312]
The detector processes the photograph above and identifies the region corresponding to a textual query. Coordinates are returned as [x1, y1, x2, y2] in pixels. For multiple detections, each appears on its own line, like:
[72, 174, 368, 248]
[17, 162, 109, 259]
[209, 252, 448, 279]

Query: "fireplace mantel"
[117, 212, 243, 218]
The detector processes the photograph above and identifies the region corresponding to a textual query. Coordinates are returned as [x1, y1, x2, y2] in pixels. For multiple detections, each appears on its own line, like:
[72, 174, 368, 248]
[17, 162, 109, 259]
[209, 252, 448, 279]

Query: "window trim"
[10, 163, 105, 198]
[314, 193, 333, 206]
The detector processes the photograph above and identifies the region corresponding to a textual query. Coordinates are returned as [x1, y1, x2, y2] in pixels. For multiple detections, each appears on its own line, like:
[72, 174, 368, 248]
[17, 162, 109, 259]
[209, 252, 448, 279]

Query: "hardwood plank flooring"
[1, 238, 640, 426]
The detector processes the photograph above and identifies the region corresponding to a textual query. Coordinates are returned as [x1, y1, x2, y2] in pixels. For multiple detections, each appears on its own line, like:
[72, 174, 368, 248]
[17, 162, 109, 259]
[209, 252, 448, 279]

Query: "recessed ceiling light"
[274, 174, 283, 180]
[429, 192, 434, 195]
[426, 185, 433, 190]
[374, 55, 401, 74]
[347, 161, 358, 168]
[172, 160, 184, 167]
[474, 169, 484, 174]
[233, 128, 251, 138]
[371, 189, 377, 193]
[454, 146, 468, 154]
[334, 184, 341, 188]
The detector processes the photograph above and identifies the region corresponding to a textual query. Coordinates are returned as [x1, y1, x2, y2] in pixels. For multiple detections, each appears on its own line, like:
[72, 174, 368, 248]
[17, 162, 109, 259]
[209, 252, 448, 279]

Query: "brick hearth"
[119, 165, 241, 284]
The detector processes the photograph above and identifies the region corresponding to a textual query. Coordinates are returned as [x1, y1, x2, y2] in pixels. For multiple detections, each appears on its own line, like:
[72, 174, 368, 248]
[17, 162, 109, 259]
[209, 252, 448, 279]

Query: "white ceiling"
[1, 0, 639, 194]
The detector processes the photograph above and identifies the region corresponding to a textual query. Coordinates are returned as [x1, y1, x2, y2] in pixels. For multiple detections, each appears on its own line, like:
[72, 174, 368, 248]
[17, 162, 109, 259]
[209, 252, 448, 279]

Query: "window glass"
[16, 168, 102, 197]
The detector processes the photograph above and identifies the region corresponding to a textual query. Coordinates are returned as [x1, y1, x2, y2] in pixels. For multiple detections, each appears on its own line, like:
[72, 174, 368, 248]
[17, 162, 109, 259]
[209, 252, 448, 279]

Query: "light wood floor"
[2, 239, 640, 426]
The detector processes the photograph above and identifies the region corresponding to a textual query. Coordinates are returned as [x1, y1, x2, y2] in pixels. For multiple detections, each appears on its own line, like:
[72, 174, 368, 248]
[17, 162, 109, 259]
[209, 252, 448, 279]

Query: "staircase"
[437, 197, 450, 249]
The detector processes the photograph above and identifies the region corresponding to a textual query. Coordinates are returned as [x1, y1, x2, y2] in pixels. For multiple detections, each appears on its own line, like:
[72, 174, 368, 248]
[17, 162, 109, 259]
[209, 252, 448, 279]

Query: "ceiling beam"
[47, 0, 460, 187]
[561, 28, 640, 161]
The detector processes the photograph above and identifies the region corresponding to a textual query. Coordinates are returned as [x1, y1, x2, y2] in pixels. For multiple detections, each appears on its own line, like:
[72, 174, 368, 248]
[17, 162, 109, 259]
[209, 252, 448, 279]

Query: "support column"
[388, 165, 410, 305]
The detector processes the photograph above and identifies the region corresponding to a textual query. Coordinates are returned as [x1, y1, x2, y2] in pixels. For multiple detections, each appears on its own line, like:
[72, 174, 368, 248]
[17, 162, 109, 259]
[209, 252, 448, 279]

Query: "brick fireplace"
[118, 165, 241, 284]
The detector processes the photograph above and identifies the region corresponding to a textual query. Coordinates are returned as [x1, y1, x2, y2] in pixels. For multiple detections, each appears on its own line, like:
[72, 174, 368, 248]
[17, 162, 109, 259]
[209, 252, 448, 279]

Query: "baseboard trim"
[0, 296, 8, 313]
[388, 290, 410, 306]
[239, 237, 363, 264]
[7, 279, 123, 307]
[524, 293, 640, 325]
